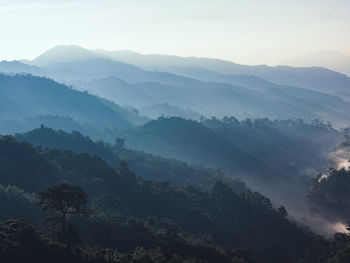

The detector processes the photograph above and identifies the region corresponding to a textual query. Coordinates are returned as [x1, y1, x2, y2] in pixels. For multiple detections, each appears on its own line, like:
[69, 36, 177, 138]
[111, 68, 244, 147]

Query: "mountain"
[122, 116, 341, 204]
[13, 126, 246, 191]
[0, 74, 146, 137]
[158, 66, 277, 91]
[4, 46, 350, 127]
[80, 73, 350, 127]
[0, 60, 42, 75]
[14, 126, 120, 167]
[47, 58, 350, 126]
[281, 50, 350, 77]
[31, 46, 350, 96]
[8, 117, 343, 234]
[32, 45, 100, 67]
[97, 48, 350, 96]
[1, 47, 348, 262]
[16, 46, 349, 126]
[42, 57, 147, 83]
[0, 135, 316, 263]
[79, 76, 206, 112]
[0, 115, 101, 139]
[139, 103, 202, 120]
[78, 76, 158, 107]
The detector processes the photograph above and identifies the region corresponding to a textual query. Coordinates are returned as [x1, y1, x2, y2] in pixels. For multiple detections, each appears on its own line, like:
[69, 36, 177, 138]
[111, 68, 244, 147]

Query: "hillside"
[3, 48, 350, 126]
[69, 63, 350, 126]
[0, 136, 316, 263]
[0, 74, 146, 137]
[101, 49, 350, 96]
[14, 126, 246, 191]
[24, 46, 350, 126]
[281, 50, 350, 77]
[123, 117, 341, 202]
[0, 60, 42, 75]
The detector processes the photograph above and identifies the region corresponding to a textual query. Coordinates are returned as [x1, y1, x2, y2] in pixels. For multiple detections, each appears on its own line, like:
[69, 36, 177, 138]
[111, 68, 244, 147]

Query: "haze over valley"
[1, 1, 350, 262]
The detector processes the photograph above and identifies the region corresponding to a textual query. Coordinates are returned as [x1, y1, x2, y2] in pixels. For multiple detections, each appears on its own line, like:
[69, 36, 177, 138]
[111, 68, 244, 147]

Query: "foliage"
[38, 183, 88, 243]
[0, 219, 251, 263]
[125, 117, 340, 183]
[0, 184, 39, 220]
[301, 233, 350, 263]
[0, 136, 316, 262]
[309, 167, 350, 219]
[16, 126, 119, 166]
[15, 126, 247, 192]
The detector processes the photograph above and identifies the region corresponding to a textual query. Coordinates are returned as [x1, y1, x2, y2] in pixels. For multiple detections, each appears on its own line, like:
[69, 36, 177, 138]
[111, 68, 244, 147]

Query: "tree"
[37, 183, 88, 244]
[115, 137, 125, 150]
[278, 206, 288, 218]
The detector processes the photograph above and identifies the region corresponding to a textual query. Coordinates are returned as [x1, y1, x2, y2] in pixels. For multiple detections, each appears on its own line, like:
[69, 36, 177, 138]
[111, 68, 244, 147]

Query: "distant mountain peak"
[281, 50, 350, 77]
[0, 60, 41, 75]
[33, 45, 100, 67]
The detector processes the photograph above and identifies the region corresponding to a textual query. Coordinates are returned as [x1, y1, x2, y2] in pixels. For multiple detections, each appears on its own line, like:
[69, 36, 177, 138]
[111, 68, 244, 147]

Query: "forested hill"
[14, 126, 248, 191]
[12, 117, 342, 212]
[0, 73, 145, 130]
[123, 117, 340, 186]
[0, 136, 316, 263]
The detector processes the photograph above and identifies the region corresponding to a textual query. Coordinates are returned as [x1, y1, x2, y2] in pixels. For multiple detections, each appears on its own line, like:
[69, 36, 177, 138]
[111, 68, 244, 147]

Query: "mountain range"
[29, 45, 350, 95]
[281, 50, 350, 77]
[1, 45, 350, 127]
[0, 73, 147, 140]
[1, 45, 350, 262]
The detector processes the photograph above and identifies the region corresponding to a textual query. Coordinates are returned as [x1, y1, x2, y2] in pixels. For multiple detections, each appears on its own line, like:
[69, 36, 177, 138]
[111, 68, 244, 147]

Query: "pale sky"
[0, 0, 349, 65]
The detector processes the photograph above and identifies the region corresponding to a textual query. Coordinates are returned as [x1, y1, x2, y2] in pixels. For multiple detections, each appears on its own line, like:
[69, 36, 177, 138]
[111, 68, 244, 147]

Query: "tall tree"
[37, 183, 88, 244]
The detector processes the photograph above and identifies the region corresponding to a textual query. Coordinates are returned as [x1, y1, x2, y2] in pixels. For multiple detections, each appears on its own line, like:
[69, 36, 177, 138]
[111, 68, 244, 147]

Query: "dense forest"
[12, 120, 341, 206]
[304, 167, 350, 262]
[0, 135, 317, 262]
[1, 124, 350, 262]
[122, 116, 341, 205]
[1, 114, 349, 262]
[14, 126, 248, 191]
[125, 117, 339, 176]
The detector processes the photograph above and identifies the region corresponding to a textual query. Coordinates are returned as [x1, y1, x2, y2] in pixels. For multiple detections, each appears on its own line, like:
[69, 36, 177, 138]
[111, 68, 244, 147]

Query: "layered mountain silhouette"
[0, 73, 146, 138]
[1, 45, 350, 127]
[1, 46, 350, 262]
[281, 50, 350, 77]
[121, 116, 341, 207]
[28, 45, 350, 94]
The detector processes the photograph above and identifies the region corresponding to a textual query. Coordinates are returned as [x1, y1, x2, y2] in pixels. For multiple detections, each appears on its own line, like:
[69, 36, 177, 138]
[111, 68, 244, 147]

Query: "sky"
[0, 0, 349, 65]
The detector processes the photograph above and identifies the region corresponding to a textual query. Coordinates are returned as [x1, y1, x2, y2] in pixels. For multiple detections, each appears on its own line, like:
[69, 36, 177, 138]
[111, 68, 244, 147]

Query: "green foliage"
[38, 184, 88, 222]
[37, 183, 88, 246]
[0, 135, 59, 192]
[16, 126, 119, 166]
[122, 116, 340, 203]
[301, 233, 350, 263]
[0, 136, 315, 262]
[74, 212, 253, 263]
[0, 219, 252, 263]
[309, 167, 350, 219]
[15, 126, 247, 191]
[125, 117, 340, 182]
[0, 185, 39, 220]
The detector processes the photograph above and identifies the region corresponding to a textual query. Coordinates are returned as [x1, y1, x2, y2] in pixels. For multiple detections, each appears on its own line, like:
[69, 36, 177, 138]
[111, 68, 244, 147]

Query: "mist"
[2, 2, 350, 262]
